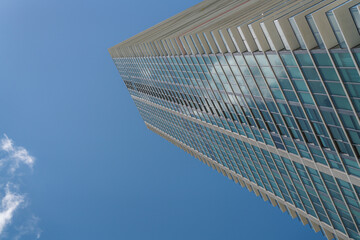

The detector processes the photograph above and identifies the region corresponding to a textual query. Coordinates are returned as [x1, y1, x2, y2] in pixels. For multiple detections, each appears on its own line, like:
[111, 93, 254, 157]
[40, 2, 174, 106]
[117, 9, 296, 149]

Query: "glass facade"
[113, 49, 360, 239]
[110, 1, 360, 239]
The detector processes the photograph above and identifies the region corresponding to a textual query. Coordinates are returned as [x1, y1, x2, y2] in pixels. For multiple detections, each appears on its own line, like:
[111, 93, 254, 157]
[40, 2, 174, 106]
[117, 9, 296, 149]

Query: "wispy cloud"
[0, 134, 34, 173]
[0, 185, 24, 235]
[0, 134, 38, 239]
[13, 215, 41, 240]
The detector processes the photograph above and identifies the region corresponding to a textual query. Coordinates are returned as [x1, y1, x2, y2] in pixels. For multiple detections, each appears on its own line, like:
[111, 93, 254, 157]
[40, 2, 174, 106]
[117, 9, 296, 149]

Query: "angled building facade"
[109, 1, 360, 239]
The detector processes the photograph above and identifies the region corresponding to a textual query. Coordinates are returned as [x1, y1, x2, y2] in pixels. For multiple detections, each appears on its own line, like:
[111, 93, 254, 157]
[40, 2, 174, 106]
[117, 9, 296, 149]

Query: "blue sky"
[0, 0, 325, 239]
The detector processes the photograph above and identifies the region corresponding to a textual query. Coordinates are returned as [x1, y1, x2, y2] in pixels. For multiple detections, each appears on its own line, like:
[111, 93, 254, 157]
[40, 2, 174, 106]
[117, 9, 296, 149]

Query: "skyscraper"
[109, 0, 360, 239]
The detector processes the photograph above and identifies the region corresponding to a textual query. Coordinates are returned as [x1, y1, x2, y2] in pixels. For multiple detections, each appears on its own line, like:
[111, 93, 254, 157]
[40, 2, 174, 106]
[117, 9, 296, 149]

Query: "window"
[318, 68, 339, 82]
[332, 96, 352, 111]
[273, 67, 288, 78]
[345, 83, 360, 97]
[339, 114, 360, 130]
[338, 69, 360, 83]
[281, 53, 297, 66]
[314, 95, 332, 108]
[261, 66, 275, 78]
[332, 52, 355, 67]
[287, 67, 303, 79]
[244, 54, 257, 66]
[293, 80, 308, 91]
[296, 53, 313, 66]
[284, 91, 298, 102]
[308, 81, 326, 94]
[255, 54, 269, 67]
[299, 93, 314, 105]
[302, 68, 320, 80]
[234, 54, 246, 65]
[225, 55, 236, 66]
[267, 53, 282, 66]
[278, 78, 292, 90]
[312, 53, 333, 66]
[325, 82, 345, 96]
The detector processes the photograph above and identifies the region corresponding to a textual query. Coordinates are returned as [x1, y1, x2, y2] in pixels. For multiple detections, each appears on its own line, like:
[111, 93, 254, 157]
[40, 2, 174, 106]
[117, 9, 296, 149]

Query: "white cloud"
[13, 215, 41, 240]
[0, 134, 39, 239]
[0, 185, 24, 235]
[0, 137, 13, 152]
[0, 134, 34, 174]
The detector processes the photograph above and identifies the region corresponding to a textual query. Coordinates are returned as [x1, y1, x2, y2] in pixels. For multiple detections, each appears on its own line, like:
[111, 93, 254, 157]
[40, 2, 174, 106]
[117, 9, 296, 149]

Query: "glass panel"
[287, 67, 303, 79]
[325, 82, 345, 96]
[349, 130, 360, 144]
[345, 83, 360, 97]
[338, 69, 360, 83]
[314, 95, 332, 107]
[234, 54, 246, 65]
[308, 81, 326, 94]
[278, 78, 292, 89]
[267, 54, 282, 66]
[273, 67, 288, 78]
[332, 96, 352, 111]
[293, 80, 308, 91]
[244, 54, 257, 66]
[332, 52, 355, 67]
[266, 77, 278, 88]
[281, 53, 297, 66]
[225, 55, 236, 65]
[352, 51, 360, 68]
[295, 53, 313, 66]
[340, 114, 359, 129]
[312, 53, 332, 66]
[322, 110, 340, 126]
[299, 92, 314, 104]
[217, 55, 227, 65]
[318, 68, 339, 82]
[261, 67, 275, 78]
[255, 54, 268, 66]
[302, 68, 320, 80]
[284, 91, 298, 102]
